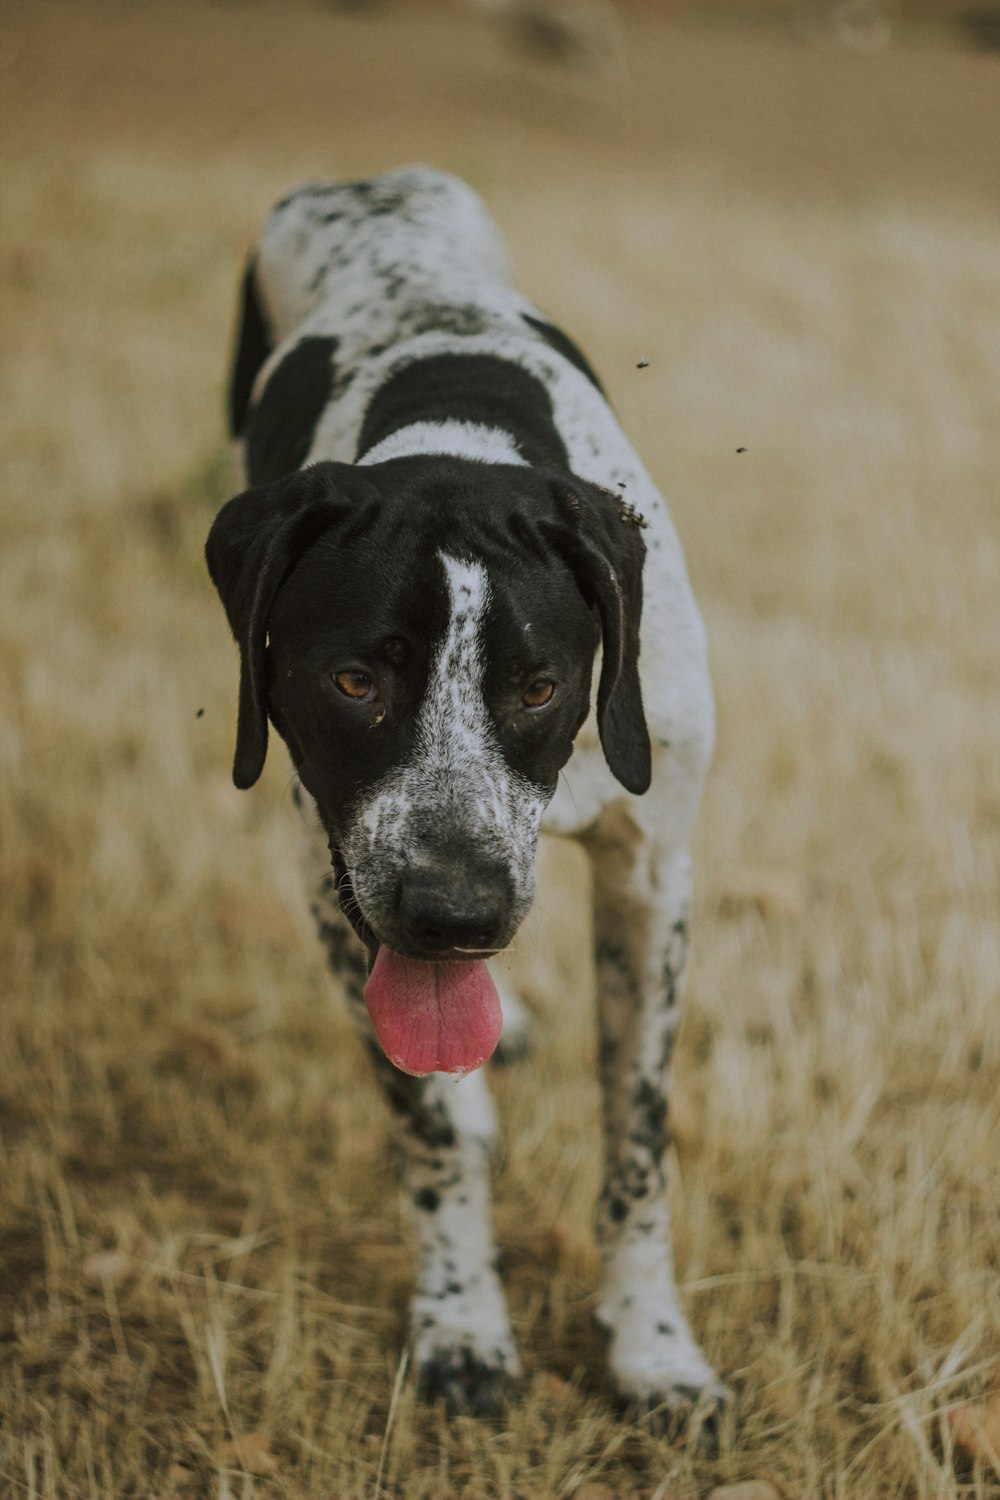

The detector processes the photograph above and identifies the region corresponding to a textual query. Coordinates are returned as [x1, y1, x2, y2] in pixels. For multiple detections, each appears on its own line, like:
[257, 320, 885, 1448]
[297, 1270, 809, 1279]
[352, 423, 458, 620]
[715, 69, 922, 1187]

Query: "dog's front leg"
[585, 805, 730, 1429]
[302, 807, 520, 1416]
[375, 1062, 521, 1415]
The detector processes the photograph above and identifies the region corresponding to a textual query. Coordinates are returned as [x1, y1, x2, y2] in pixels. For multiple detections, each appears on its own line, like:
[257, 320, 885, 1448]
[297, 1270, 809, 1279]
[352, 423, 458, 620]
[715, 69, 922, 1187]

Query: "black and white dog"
[207, 166, 727, 1425]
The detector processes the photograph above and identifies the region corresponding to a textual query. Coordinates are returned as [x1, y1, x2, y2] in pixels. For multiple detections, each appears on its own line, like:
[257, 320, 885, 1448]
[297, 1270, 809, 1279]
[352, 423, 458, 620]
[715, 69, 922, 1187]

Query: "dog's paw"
[412, 1285, 522, 1419]
[622, 1374, 735, 1449]
[605, 1317, 733, 1447]
[414, 1340, 520, 1418]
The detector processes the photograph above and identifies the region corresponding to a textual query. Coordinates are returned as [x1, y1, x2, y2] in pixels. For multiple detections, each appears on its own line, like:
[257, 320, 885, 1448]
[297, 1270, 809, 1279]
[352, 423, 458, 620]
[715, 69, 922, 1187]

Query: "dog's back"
[230, 167, 516, 439]
[228, 165, 622, 488]
[257, 167, 514, 339]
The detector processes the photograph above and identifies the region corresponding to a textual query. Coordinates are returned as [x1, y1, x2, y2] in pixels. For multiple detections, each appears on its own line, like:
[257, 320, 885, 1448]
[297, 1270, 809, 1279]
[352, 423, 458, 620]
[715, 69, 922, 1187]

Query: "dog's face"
[206, 457, 649, 961]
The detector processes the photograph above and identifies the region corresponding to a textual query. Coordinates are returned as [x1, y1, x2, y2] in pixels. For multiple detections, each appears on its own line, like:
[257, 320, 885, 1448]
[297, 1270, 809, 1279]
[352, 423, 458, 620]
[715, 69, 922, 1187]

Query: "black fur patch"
[314, 910, 366, 991]
[373, 1059, 458, 1152]
[632, 1078, 668, 1160]
[521, 313, 605, 395]
[228, 257, 273, 438]
[415, 1345, 513, 1418]
[406, 302, 489, 338]
[245, 336, 339, 486]
[356, 353, 570, 468]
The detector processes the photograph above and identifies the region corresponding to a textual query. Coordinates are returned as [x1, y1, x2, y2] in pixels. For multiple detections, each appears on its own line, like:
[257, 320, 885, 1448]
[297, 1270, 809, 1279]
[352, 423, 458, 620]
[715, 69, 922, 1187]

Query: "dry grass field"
[2, 2, 999, 1496]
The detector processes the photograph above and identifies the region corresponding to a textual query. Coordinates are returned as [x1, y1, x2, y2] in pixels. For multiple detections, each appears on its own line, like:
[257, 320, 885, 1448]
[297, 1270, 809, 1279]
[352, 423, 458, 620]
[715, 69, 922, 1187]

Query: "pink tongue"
[363, 947, 502, 1077]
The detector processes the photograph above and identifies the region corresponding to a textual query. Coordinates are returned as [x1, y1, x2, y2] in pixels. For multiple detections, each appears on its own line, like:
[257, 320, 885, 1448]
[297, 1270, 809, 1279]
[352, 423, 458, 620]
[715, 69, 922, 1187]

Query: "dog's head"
[207, 456, 649, 1064]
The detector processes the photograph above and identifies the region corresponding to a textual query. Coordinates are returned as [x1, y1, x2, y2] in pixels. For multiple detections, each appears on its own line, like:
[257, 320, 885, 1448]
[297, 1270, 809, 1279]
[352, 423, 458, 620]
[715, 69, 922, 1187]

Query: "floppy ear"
[205, 464, 355, 789]
[541, 480, 651, 795]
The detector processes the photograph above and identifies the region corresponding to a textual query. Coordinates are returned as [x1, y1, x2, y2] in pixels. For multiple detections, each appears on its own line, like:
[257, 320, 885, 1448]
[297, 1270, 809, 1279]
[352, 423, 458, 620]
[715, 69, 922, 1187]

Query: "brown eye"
[334, 670, 377, 702]
[522, 678, 556, 709]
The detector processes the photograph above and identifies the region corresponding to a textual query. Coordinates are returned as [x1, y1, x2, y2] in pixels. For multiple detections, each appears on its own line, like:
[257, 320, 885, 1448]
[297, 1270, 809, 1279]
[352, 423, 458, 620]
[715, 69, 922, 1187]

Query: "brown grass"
[1, 2, 998, 1496]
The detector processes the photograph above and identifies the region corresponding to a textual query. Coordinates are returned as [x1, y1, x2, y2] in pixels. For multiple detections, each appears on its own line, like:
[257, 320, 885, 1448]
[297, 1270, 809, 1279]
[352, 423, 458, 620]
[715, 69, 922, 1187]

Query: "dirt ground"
[1, 2, 998, 1496]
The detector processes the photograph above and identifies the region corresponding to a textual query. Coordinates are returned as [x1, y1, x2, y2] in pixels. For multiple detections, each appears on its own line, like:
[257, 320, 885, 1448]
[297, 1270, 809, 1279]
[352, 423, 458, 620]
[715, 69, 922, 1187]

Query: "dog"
[206, 165, 728, 1427]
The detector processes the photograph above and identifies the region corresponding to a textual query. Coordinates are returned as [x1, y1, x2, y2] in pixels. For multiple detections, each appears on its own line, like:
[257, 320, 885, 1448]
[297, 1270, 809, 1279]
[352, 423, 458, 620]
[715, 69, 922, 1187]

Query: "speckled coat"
[207, 165, 728, 1429]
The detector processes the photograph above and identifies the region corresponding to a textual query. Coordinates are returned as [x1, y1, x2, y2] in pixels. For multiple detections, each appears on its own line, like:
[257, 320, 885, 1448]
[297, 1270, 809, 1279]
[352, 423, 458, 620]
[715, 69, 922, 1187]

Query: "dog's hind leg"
[299, 789, 521, 1416]
[585, 801, 732, 1436]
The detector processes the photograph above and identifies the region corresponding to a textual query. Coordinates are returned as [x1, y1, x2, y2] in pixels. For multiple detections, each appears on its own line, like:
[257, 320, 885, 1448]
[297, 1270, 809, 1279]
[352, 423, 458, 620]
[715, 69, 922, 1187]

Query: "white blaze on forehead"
[420, 553, 492, 772]
[345, 549, 547, 922]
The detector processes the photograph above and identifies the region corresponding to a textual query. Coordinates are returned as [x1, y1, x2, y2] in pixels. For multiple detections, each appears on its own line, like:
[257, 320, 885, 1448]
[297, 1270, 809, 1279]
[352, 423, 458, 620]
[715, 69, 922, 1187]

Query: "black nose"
[397, 860, 512, 955]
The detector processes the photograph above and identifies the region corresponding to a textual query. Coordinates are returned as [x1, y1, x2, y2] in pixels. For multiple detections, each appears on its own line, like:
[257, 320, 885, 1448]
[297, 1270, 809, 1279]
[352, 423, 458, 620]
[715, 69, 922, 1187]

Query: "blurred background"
[1, 3, 998, 1497]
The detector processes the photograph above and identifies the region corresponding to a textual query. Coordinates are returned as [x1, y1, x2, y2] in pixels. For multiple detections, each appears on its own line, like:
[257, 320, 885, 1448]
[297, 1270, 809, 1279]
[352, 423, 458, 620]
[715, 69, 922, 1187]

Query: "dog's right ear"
[206, 464, 357, 789]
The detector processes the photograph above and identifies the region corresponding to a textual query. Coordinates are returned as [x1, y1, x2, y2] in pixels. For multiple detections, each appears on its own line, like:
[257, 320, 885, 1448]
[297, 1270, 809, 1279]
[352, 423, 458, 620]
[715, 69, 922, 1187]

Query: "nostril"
[407, 904, 504, 953]
[398, 866, 511, 955]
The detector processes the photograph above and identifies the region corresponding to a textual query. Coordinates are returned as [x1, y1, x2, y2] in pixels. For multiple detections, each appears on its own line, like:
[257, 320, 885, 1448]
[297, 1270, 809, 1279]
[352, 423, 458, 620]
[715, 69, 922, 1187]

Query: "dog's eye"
[522, 678, 556, 709]
[334, 671, 377, 703]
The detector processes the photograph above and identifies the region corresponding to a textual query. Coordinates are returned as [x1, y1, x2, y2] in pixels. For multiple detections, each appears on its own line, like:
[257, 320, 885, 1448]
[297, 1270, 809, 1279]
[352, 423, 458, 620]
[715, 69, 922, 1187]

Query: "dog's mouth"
[331, 849, 503, 1079]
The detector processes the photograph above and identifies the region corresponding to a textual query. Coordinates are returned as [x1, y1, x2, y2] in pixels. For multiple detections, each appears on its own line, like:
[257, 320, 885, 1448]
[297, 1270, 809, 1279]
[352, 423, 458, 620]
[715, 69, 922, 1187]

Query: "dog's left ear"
[542, 480, 651, 795]
[205, 463, 366, 789]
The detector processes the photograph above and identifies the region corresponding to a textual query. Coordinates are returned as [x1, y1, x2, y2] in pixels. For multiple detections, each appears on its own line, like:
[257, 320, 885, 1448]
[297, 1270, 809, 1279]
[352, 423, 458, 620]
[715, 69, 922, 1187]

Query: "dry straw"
[1, 2, 998, 1497]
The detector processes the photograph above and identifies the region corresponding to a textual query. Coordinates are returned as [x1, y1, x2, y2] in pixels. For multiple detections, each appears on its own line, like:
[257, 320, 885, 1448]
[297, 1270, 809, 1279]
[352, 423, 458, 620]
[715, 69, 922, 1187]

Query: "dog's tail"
[228, 255, 273, 440]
